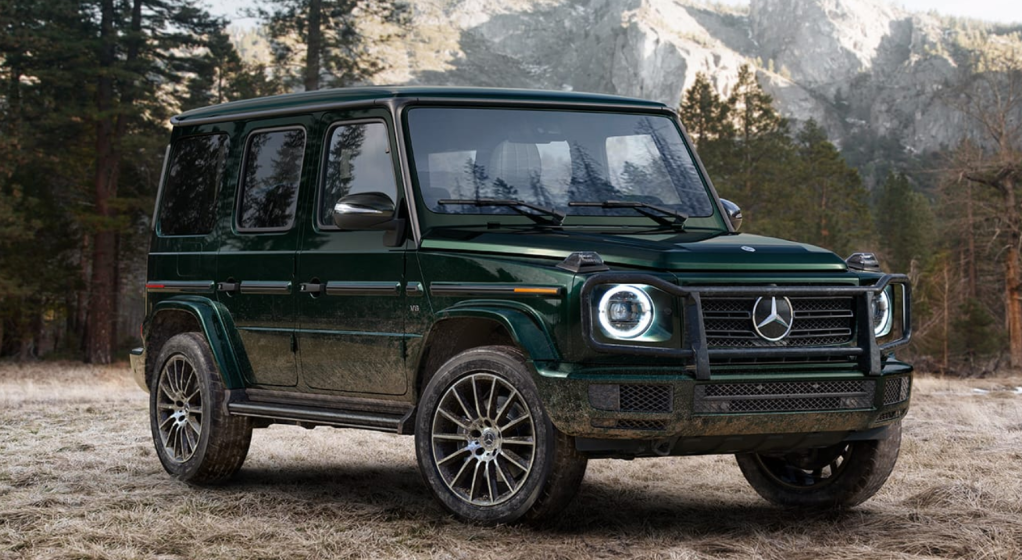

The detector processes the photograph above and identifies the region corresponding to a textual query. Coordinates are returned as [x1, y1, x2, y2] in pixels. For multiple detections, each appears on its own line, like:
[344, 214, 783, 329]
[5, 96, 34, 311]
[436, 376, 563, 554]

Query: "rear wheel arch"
[145, 299, 245, 390]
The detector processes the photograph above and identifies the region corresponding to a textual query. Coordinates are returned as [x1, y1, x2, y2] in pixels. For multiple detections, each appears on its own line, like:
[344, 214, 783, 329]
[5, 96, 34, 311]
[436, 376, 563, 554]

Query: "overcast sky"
[207, 0, 1022, 28]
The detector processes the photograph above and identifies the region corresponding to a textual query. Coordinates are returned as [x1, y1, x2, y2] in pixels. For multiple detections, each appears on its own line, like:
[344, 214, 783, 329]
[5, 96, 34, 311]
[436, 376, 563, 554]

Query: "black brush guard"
[580, 273, 912, 380]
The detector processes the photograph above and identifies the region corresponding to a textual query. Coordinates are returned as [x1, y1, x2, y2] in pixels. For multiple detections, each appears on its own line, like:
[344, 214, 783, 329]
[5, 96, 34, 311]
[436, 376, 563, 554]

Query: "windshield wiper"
[568, 200, 688, 230]
[438, 198, 565, 226]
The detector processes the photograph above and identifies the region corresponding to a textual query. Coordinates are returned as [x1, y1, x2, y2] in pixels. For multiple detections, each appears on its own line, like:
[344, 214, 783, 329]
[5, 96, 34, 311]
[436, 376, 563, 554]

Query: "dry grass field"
[1, 363, 1021, 560]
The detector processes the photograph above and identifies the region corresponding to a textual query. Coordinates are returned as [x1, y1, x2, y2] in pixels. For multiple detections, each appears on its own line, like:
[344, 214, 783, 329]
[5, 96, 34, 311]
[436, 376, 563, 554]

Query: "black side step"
[226, 390, 415, 434]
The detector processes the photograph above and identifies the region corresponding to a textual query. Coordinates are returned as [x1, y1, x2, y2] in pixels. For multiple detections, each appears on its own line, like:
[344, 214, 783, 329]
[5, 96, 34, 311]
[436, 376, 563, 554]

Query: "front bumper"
[129, 347, 148, 392]
[536, 360, 912, 457]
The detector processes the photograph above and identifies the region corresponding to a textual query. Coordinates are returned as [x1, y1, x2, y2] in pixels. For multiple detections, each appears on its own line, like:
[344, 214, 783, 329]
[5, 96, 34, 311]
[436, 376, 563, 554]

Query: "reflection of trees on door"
[321, 125, 367, 223]
[240, 129, 306, 229]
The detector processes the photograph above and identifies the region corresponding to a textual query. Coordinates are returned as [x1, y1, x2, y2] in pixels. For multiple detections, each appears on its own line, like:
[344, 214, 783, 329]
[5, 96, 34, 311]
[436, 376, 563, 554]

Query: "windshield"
[406, 108, 716, 224]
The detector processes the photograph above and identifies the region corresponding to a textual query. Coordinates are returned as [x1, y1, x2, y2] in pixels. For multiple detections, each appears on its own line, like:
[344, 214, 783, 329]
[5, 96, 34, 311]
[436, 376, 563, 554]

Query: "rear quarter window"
[157, 134, 230, 236]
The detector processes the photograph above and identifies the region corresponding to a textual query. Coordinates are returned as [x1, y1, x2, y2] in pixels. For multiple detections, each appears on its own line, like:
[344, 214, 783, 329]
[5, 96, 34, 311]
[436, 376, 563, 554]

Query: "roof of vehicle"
[171, 86, 671, 126]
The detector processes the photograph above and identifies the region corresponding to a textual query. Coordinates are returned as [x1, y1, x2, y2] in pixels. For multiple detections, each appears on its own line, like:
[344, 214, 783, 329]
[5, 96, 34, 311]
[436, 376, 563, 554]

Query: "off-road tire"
[735, 421, 902, 508]
[149, 332, 253, 484]
[415, 346, 587, 524]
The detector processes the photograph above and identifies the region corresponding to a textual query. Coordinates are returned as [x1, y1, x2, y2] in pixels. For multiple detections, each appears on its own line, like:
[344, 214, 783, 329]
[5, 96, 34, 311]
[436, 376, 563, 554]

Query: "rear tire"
[414, 346, 587, 524]
[735, 421, 902, 508]
[149, 332, 253, 485]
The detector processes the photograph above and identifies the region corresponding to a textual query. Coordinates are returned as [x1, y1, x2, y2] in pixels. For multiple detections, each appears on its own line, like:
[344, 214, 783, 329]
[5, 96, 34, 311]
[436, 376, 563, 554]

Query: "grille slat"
[702, 296, 856, 348]
[694, 380, 875, 414]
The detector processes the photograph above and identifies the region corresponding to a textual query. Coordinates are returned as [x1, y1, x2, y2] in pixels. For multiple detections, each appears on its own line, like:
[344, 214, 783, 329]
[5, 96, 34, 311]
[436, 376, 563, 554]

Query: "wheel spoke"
[439, 409, 469, 430]
[471, 376, 483, 420]
[500, 414, 529, 432]
[451, 455, 473, 486]
[187, 417, 202, 439]
[494, 388, 519, 423]
[437, 447, 470, 466]
[495, 456, 514, 489]
[486, 377, 497, 419]
[452, 389, 475, 421]
[484, 461, 495, 503]
[502, 436, 534, 446]
[501, 449, 529, 472]
[469, 461, 481, 502]
[432, 433, 468, 442]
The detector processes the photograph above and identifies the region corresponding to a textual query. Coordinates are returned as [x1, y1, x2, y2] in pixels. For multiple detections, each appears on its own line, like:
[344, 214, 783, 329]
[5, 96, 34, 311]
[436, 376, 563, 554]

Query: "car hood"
[420, 229, 848, 272]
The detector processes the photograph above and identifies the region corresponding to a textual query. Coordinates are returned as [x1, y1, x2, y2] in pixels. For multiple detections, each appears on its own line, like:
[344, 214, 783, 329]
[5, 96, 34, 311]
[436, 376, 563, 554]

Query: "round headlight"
[598, 285, 654, 339]
[873, 289, 892, 337]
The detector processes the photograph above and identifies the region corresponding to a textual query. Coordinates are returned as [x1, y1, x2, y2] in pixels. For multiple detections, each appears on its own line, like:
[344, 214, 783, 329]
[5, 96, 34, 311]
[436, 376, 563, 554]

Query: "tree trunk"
[304, 0, 322, 91]
[85, 0, 118, 364]
[1003, 178, 1022, 369]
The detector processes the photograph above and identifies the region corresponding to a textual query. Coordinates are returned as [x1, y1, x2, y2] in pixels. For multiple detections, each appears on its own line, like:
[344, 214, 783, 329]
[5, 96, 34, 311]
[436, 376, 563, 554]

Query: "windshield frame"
[399, 101, 730, 237]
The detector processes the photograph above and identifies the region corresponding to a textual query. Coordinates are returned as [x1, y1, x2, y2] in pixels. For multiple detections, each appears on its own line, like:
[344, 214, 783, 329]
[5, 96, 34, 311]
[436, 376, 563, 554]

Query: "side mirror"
[332, 192, 396, 230]
[720, 198, 742, 231]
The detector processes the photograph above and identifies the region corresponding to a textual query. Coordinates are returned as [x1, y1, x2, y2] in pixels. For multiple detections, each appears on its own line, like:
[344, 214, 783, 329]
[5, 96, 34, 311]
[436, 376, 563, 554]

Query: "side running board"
[226, 389, 415, 434]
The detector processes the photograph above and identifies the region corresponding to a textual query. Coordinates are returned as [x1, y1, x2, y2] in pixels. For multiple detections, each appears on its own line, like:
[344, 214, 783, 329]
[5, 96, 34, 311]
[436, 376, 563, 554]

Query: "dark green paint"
[140, 87, 912, 451]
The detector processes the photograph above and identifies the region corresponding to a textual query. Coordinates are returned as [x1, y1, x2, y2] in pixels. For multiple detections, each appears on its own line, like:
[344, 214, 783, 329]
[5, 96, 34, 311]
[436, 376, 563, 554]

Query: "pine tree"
[259, 0, 409, 91]
[874, 172, 935, 274]
[679, 73, 734, 146]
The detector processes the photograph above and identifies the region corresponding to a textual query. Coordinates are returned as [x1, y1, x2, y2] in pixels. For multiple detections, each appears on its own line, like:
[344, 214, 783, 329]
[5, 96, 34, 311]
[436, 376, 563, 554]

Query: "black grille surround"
[703, 296, 855, 348]
[694, 380, 876, 414]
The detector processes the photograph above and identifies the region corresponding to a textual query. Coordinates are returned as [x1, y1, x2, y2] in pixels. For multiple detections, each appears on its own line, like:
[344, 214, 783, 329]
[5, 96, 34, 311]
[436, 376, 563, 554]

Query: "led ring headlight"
[598, 285, 654, 339]
[873, 289, 892, 337]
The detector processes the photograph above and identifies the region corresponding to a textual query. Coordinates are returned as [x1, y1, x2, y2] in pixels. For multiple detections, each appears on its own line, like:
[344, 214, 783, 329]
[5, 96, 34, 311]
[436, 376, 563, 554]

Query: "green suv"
[132, 86, 912, 524]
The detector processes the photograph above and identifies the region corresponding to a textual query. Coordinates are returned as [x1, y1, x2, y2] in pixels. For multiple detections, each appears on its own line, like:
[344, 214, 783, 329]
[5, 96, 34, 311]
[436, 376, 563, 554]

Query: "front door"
[217, 120, 311, 387]
[296, 112, 408, 395]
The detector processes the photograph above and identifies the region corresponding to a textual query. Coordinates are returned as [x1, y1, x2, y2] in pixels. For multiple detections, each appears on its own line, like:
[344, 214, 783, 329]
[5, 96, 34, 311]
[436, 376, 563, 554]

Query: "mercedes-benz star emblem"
[752, 296, 795, 341]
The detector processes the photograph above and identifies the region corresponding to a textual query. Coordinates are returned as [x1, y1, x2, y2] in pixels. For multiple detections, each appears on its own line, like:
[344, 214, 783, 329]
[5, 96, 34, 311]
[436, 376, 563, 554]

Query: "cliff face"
[371, 0, 1014, 163]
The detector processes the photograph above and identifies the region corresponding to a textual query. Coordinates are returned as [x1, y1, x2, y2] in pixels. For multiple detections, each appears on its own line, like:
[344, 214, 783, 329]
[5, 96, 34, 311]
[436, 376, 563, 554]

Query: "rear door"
[216, 119, 311, 387]
[296, 109, 408, 395]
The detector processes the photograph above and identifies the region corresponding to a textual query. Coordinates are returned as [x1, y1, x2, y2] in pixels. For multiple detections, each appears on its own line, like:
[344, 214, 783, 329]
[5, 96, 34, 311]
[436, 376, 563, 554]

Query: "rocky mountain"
[356, 0, 1022, 180]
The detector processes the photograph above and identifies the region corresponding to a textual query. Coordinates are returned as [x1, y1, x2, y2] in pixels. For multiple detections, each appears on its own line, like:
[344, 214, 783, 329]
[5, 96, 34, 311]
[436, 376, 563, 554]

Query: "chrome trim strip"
[406, 281, 424, 296]
[325, 281, 401, 296]
[145, 280, 216, 294]
[239, 281, 292, 295]
[429, 283, 565, 297]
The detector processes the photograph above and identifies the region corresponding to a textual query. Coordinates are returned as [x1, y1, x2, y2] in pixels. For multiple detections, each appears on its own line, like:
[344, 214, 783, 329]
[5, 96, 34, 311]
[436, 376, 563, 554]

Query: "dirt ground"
[1, 363, 1021, 560]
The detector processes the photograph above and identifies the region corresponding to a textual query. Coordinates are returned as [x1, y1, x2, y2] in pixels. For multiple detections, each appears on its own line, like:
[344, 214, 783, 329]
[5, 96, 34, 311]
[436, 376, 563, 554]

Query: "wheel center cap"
[481, 428, 500, 450]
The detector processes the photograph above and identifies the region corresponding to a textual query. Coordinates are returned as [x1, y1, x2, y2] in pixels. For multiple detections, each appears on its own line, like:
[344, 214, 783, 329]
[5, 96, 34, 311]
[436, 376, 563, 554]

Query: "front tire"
[735, 421, 902, 508]
[414, 346, 587, 524]
[150, 332, 253, 485]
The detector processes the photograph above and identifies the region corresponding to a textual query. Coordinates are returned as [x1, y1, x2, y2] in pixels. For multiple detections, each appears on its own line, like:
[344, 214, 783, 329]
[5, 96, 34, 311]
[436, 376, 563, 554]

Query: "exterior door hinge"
[291, 333, 298, 353]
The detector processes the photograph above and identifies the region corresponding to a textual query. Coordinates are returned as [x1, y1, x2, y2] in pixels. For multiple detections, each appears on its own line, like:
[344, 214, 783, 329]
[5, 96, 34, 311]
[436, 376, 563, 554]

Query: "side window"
[237, 128, 306, 232]
[319, 121, 398, 227]
[158, 133, 229, 236]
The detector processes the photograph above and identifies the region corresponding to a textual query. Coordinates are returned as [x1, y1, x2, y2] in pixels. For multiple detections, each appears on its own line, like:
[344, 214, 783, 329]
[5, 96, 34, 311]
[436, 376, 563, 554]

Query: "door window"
[318, 121, 398, 228]
[237, 127, 307, 232]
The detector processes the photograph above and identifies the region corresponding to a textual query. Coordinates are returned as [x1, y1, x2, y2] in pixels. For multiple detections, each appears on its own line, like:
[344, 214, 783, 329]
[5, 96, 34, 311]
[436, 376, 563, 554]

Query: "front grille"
[693, 380, 875, 414]
[883, 377, 911, 405]
[615, 419, 668, 431]
[702, 296, 855, 348]
[620, 384, 672, 413]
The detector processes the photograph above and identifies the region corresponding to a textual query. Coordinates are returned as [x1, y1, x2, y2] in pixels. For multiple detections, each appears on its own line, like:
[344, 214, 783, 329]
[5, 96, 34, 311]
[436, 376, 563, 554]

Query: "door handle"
[299, 282, 323, 295]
